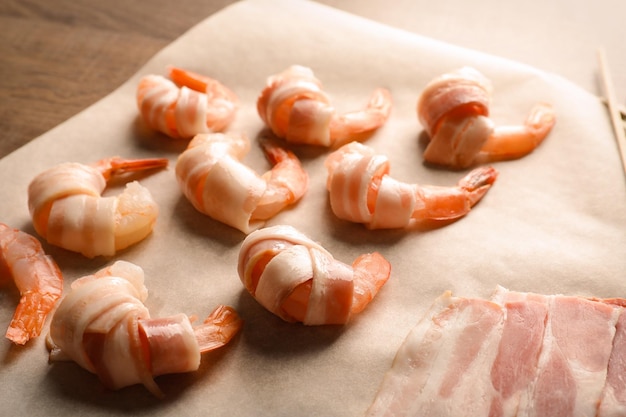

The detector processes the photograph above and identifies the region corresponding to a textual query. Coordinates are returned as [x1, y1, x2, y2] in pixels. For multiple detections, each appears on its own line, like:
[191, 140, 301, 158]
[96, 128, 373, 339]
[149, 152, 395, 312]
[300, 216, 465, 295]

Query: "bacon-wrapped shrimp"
[325, 142, 498, 229]
[238, 225, 391, 325]
[28, 156, 168, 258]
[137, 66, 238, 139]
[175, 132, 308, 234]
[0, 223, 63, 345]
[417, 67, 556, 168]
[257, 65, 392, 147]
[47, 260, 242, 397]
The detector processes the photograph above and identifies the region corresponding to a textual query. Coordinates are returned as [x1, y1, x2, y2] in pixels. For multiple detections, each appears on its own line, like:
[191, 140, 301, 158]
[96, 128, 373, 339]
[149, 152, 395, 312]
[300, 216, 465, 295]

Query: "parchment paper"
[1, 0, 625, 416]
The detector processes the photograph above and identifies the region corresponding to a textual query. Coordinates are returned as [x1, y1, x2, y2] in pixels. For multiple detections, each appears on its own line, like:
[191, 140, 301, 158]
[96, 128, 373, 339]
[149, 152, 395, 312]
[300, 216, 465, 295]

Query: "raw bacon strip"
[495, 288, 619, 417]
[365, 291, 505, 416]
[596, 302, 626, 417]
[367, 287, 624, 416]
[488, 287, 549, 417]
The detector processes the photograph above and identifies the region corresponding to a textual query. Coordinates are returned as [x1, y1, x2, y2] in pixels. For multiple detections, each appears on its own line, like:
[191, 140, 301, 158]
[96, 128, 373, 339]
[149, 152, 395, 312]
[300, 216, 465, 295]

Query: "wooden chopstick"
[598, 47, 626, 176]
[600, 97, 626, 119]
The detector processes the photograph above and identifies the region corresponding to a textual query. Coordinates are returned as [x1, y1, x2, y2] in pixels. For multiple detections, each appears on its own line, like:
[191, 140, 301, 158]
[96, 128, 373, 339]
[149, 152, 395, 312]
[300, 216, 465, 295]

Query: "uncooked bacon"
[366, 286, 626, 417]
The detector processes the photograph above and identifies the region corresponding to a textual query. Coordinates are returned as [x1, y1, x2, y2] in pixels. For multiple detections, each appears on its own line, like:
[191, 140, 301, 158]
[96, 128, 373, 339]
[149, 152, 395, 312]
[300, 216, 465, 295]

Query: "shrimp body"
[175, 132, 308, 234]
[0, 223, 63, 345]
[47, 261, 242, 397]
[137, 67, 238, 139]
[257, 65, 392, 147]
[417, 67, 556, 168]
[238, 225, 391, 325]
[28, 157, 168, 258]
[325, 142, 498, 229]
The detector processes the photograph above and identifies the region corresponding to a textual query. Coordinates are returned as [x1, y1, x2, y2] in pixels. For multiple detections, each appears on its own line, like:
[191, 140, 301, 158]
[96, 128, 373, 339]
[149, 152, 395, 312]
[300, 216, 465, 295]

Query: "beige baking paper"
[1, 0, 625, 416]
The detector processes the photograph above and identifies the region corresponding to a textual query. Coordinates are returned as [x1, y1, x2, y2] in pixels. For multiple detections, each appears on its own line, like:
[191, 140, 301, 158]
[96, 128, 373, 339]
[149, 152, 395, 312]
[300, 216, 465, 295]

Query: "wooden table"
[0, 0, 238, 158]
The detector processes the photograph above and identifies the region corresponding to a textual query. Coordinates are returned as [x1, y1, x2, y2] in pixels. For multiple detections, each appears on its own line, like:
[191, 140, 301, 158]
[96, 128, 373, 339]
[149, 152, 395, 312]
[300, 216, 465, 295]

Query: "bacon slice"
[494, 288, 619, 417]
[367, 287, 625, 417]
[366, 292, 505, 416]
[599, 308, 626, 416]
[488, 288, 549, 417]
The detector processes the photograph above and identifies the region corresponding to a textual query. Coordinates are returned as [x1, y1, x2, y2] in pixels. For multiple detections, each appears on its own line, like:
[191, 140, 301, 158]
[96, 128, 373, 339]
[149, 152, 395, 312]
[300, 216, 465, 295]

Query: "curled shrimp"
[137, 66, 238, 139]
[417, 67, 556, 168]
[28, 156, 168, 258]
[47, 260, 242, 397]
[238, 225, 391, 325]
[325, 142, 498, 229]
[257, 65, 392, 147]
[0, 223, 63, 345]
[175, 132, 309, 234]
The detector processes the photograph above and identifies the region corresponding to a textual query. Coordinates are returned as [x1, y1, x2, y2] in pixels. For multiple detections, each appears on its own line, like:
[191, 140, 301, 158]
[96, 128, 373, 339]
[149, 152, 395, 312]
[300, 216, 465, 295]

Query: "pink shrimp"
[28, 156, 168, 258]
[257, 65, 392, 147]
[238, 225, 391, 325]
[47, 260, 242, 397]
[417, 67, 556, 168]
[0, 223, 63, 345]
[175, 132, 309, 234]
[136, 66, 238, 139]
[325, 142, 498, 229]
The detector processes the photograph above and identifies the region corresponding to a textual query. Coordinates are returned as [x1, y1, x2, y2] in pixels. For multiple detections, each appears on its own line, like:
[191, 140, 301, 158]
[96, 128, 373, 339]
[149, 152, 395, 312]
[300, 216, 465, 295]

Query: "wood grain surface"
[0, 0, 238, 158]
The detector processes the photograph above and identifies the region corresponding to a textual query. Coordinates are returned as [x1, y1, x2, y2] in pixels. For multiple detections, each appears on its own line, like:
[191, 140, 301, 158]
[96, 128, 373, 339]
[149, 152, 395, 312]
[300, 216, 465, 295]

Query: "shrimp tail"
[525, 102, 556, 143]
[0, 223, 64, 345]
[350, 252, 391, 315]
[457, 165, 499, 206]
[251, 138, 309, 221]
[7, 291, 59, 345]
[368, 88, 393, 115]
[168, 66, 212, 92]
[168, 66, 237, 100]
[364, 88, 394, 131]
[194, 305, 243, 353]
[93, 157, 169, 180]
[329, 87, 393, 146]
[260, 137, 291, 166]
[480, 103, 556, 161]
[260, 137, 309, 195]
